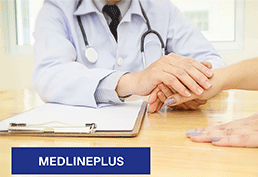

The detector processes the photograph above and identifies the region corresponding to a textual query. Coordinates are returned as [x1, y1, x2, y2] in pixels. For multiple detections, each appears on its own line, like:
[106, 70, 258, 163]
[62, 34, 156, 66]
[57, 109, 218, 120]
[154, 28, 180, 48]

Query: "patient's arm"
[161, 58, 258, 107]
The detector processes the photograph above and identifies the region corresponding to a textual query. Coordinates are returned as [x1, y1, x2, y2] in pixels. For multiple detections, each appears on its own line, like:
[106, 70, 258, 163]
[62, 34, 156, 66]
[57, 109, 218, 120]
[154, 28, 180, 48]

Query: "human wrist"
[115, 72, 138, 97]
[216, 67, 231, 91]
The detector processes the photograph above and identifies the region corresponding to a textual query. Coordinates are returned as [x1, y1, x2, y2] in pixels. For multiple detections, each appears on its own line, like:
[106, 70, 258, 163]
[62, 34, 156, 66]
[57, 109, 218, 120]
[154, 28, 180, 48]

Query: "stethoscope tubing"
[138, 1, 165, 53]
[76, 0, 165, 68]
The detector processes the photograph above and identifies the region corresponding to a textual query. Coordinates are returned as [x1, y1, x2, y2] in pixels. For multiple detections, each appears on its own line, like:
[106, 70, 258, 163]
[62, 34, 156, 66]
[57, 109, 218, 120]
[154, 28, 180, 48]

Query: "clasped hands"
[143, 54, 214, 113]
[147, 53, 215, 113]
[116, 53, 216, 112]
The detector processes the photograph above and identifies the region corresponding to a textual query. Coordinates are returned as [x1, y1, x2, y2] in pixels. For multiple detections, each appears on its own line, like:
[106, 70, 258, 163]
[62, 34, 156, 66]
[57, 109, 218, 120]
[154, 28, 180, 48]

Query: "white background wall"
[220, 0, 258, 64]
[0, 0, 258, 89]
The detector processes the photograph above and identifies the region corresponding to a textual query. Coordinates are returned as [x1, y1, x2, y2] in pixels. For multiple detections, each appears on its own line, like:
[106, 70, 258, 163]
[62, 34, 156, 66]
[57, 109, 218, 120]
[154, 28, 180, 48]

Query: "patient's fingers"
[148, 99, 161, 113]
[164, 93, 198, 106]
[211, 132, 258, 148]
[148, 87, 160, 104]
[157, 91, 167, 103]
[194, 116, 255, 133]
[190, 126, 253, 143]
[158, 83, 174, 98]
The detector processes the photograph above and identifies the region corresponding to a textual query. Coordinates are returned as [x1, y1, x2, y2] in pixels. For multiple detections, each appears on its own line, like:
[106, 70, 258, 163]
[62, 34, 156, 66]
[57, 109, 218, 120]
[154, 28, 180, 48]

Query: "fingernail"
[206, 69, 213, 77]
[189, 132, 201, 136]
[197, 88, 203, 95]
[185, 90, 191, 97]
[210, 137, 220, 142]
[205, 81, 212, 88]
[185, 129, 195, 134]
[165, 97, 176, 105]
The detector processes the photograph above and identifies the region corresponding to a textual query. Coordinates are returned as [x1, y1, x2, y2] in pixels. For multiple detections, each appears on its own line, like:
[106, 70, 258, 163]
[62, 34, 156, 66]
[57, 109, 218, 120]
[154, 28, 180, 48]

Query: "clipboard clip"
[8, 123, 97, 134]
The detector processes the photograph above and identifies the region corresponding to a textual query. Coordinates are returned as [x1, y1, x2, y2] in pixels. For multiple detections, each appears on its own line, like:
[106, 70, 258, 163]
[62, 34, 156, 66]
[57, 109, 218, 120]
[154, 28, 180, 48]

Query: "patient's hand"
[185, 112, 258, 148]
[148, 83, 207, 113]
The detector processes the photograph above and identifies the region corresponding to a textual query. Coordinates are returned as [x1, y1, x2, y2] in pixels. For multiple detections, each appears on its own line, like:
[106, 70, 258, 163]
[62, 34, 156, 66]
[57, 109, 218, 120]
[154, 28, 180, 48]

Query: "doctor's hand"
[116, 54, 213, 99]
[161, 68, 225, 108]
[185, 112, 258, 148]
[148, 61, 213, 113]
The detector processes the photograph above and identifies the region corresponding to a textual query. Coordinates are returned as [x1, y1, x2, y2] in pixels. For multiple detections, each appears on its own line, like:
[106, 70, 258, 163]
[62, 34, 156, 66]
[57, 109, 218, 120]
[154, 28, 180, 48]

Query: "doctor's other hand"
[116, 53, 213, 99]
[147, 60, 213, 113]
[185, 112, 258, 148]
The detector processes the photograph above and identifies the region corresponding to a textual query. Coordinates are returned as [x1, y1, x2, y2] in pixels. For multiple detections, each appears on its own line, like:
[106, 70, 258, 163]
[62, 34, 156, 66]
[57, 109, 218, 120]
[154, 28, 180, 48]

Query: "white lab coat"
[33, 0, 225, 108]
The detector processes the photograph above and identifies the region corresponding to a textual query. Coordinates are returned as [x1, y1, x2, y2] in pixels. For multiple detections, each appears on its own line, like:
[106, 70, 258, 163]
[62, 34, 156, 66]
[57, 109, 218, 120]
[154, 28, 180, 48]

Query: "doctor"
[33, 0, 225, 108]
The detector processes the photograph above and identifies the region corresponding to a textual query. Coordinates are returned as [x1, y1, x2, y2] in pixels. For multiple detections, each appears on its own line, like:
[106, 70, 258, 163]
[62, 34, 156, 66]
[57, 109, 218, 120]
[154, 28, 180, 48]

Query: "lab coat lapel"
[121, 0, 146, 23]
[73, 0, 98, 16]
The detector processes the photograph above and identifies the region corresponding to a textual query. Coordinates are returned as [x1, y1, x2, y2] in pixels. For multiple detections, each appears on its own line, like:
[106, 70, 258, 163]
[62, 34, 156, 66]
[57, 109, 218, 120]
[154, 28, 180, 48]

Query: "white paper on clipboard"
[0, 100, 144, 132]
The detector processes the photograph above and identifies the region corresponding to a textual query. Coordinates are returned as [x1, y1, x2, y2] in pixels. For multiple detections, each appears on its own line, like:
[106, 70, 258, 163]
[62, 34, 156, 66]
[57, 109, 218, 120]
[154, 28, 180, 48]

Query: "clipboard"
[0, 101, 147, 138]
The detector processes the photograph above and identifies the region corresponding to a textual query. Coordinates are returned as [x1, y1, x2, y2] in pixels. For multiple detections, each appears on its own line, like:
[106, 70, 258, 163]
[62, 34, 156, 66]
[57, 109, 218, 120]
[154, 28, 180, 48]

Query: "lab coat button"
[117, 58, 123, 66]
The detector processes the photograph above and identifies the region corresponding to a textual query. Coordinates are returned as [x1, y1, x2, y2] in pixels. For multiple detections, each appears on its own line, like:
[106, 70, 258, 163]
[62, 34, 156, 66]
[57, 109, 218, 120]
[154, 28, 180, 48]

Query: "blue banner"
[12, 147, 150, 175]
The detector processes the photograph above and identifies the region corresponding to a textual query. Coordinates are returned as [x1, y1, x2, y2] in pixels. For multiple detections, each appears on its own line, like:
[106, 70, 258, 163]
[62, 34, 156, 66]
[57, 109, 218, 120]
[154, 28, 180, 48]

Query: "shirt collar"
[74, 0, 144, 21]
[93, 0, 131, 18]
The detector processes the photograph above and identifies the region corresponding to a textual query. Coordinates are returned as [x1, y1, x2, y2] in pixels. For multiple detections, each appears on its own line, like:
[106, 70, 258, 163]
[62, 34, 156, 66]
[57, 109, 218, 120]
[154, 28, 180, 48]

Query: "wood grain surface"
[0, 89, 258, 177]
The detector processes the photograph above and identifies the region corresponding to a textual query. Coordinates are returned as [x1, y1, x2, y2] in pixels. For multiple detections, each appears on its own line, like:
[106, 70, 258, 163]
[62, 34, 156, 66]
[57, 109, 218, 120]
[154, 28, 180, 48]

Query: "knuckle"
[185, 64, 193, 71]
[186, 57, 195, 64]
[201, 127, 208, 133]
[157, 91, 163, 96]
[239, 134, 250, 143]
[224, 128, 233, 136]
[158, 83, 164, 90]
[168, 76, 176, 84]
[217, 125, 226, 130]
[176, 69, 186, 77]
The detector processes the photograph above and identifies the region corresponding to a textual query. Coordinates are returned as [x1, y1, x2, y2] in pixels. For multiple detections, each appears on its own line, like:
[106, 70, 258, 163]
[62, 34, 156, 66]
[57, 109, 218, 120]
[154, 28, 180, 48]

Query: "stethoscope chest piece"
[85, 46, 98, 63]
[77, 0, 165, 67]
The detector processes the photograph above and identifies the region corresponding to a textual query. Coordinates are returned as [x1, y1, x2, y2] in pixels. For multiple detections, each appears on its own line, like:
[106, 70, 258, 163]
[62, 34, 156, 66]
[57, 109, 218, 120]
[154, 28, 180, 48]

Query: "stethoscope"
[76, 0, 165, 69]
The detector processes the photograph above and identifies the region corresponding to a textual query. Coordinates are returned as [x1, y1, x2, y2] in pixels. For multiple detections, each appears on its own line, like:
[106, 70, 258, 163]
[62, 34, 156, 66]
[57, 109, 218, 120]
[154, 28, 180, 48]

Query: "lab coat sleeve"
[166, 1, 226, 69]
[32, 1, 122, 108]
[95, 71, 127, 104]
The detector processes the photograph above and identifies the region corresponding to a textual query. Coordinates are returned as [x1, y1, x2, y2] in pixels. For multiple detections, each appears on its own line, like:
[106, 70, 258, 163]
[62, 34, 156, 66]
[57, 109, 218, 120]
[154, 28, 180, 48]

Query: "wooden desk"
[0, 89, 258, 176]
